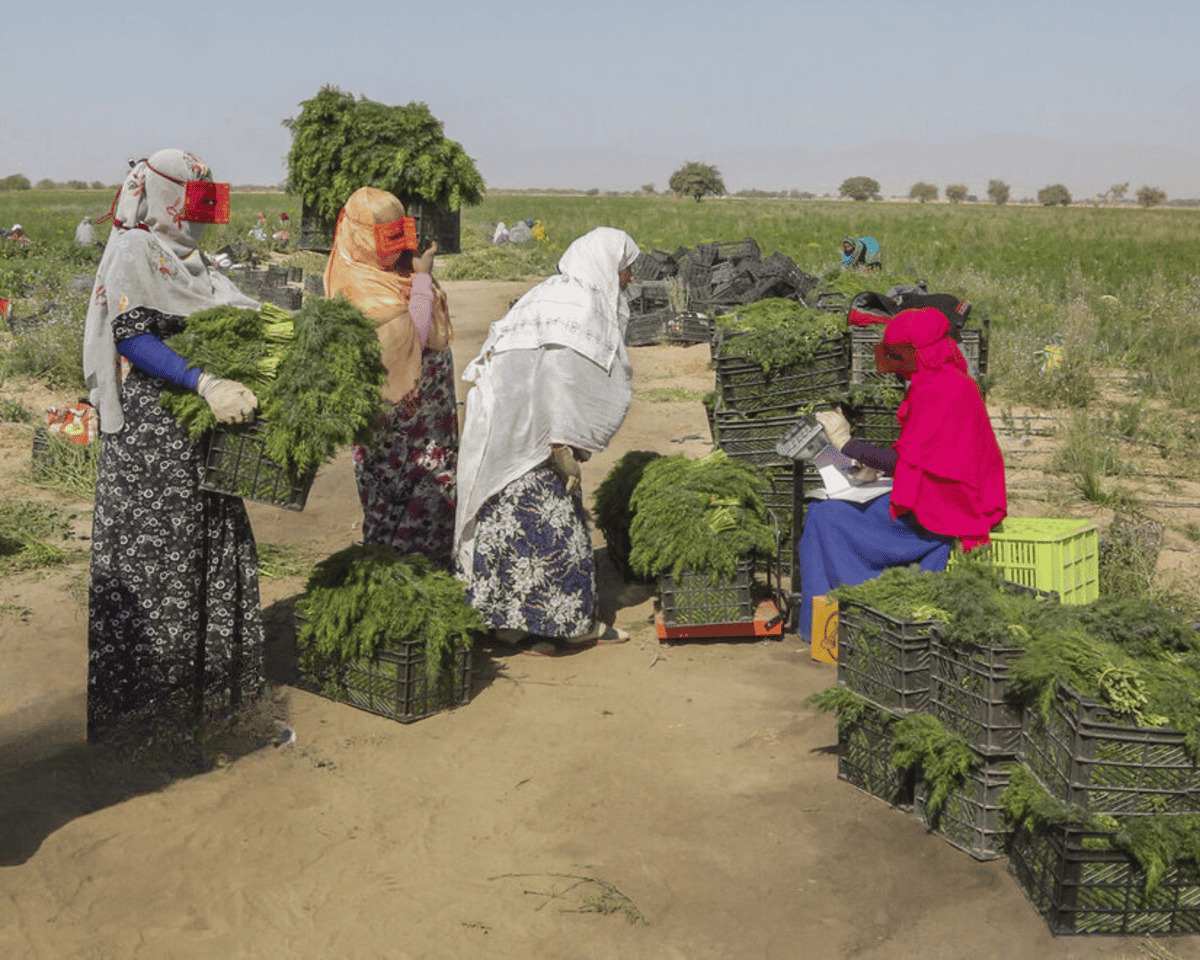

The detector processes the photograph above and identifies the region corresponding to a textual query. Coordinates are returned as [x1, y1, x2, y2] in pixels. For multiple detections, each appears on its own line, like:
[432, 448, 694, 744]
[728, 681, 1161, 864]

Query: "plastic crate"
[199, 421, 316, 511]
[836, 601, 938, 714]
[661, 311, 715, 345]
[340, 641, 473, 723]
[847, 402, 902, 447]
[967, 518, 1099, 605]
[714, 338, 849, 416]
[929, 636, 1025, 756]
[625, 312, 668, 347]
[659, 557, 756, 627]
[914, 759, 1013, 861]
[1021, 681, 1200, 816]
[1009, 822, 1200, 936]
[850, 325, 985, 384]
[837, 705, 914, 806]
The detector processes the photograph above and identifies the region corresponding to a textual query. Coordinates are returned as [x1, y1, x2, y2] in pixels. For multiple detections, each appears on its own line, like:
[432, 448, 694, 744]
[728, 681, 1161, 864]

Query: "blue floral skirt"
[465, 464, 595, 639]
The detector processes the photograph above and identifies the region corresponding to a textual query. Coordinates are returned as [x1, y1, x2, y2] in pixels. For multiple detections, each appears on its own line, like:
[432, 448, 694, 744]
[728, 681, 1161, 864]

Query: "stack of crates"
[709, 324, 849, 578]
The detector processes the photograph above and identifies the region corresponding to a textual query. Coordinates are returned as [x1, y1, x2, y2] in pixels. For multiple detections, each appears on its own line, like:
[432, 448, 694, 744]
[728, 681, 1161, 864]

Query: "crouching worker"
[797, 307, 1006, 640]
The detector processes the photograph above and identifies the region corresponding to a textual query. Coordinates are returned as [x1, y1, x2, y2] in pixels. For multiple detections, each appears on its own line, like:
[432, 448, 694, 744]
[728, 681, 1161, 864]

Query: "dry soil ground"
[2, 278, 1200, 960]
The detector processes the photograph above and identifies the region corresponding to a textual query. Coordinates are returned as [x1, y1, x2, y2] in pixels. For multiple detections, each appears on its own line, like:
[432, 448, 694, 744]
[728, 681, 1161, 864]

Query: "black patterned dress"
[87, 307, 264, 745]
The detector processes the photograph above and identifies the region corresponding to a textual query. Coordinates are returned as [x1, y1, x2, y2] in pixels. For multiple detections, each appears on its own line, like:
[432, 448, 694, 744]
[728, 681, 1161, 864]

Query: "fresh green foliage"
[712, 300, 844, 375]
[628, 450, 776, 579]
[804, 686, 875, 733]
[258, 297, 387, 474]
[296, 544, 482, 685]
[160, 303, 294, 440]
[592, 451, 661, 582]
[890, 713, 979, 818]
[283, 85, 485, 231]
[160, 297, 386, 475]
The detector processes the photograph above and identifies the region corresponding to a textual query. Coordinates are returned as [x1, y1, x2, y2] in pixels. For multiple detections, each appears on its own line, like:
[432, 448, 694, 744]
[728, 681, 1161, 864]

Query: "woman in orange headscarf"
[324, 187, 457, 567]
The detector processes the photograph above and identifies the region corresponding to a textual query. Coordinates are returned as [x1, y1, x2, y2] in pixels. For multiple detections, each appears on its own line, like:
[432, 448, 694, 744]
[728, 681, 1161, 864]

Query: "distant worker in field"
[75, 215, 97, 246]
[8, 224, 31, 246]
[507, 218, 534, 244]
[272, 212, 290, 248]
[841, 235, 880, 272]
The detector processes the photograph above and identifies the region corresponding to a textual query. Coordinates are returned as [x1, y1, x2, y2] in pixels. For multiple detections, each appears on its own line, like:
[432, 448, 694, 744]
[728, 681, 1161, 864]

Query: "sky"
[5, 0, 1200, 201]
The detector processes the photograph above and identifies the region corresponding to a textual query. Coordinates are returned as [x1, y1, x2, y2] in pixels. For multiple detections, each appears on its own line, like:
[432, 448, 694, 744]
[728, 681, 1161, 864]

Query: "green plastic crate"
[966, 518, 1099, 605]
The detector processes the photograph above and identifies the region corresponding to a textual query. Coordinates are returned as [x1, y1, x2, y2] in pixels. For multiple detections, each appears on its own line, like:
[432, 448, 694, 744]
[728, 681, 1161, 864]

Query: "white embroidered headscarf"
[454, 227, 641, 573]
[82, 148, 258, 433]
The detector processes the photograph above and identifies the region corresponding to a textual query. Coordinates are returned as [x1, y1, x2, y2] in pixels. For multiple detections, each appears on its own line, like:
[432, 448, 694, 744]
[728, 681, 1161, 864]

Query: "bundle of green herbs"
[160, 301, 296, 440]
[891, 713, 980, 819]
[592, 450, 661, 583]
[711, 299, 844, 376]
[160, 297, 386, 475]
[628, 450, 776, 580]
[296, 544, 483, 690]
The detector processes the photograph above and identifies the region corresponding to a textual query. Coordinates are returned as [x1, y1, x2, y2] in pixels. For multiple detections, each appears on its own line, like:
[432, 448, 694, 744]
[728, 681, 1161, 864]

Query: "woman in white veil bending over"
[455, 227, 640, 653]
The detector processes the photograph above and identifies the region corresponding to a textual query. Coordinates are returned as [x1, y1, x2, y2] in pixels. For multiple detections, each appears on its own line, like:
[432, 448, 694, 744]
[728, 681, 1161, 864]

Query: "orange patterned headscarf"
[324, 187, 451, 402]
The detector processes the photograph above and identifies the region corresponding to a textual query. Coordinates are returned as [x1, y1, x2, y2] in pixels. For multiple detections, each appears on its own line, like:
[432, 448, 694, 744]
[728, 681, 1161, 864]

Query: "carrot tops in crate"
[159, 296, 387, 474]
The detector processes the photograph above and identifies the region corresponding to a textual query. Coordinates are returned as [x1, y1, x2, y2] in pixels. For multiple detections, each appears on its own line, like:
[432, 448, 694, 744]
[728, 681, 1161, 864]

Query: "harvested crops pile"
[712, 298, 844, 375]
[628, 450, 776, 580]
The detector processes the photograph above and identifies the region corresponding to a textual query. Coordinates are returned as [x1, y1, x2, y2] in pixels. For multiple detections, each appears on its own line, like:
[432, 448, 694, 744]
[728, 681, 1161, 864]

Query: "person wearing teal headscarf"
[841, 236, 881, 272]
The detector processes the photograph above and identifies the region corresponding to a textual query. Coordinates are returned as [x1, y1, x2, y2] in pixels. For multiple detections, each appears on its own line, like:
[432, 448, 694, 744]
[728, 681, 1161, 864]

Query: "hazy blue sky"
[6, 0, 1199, 199]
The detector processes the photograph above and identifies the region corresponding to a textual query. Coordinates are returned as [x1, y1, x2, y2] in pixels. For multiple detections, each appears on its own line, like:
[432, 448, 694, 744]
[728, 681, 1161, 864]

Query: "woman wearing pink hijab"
[797, 307, 1007, 640]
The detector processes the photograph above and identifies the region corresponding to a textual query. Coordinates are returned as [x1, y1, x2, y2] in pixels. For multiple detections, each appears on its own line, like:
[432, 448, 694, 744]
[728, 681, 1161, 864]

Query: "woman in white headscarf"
[83, 148, 264, 748]
[455, 226, 640, 651]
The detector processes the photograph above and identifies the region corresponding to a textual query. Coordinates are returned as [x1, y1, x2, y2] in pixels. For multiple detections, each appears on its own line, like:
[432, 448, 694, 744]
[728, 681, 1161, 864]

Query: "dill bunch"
[592, 450, 661, 583]
[628, 450, 776, 580]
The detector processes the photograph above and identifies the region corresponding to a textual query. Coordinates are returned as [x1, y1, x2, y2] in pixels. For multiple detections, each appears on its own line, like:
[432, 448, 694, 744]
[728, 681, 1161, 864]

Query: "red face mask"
[374, 217, 419, 260]
[874, 341, 919, 375]
[146, 161, 231, 224]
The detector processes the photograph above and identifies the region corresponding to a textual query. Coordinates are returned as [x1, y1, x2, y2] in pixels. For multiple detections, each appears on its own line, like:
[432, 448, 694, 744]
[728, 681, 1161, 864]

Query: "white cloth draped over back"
[82, 149, 257, 434]
[454, 227, 640, 573]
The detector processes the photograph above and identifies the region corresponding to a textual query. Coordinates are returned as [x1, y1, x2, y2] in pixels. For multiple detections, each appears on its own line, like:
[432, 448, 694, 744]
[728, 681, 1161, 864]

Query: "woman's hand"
[197, 373, 258, 424]
[550, 444, 582, 495]
[413, 241, 438, 274]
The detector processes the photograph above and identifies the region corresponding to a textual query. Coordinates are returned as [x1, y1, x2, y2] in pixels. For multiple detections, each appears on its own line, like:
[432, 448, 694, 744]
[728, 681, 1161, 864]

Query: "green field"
[4, 188, 1200, 410]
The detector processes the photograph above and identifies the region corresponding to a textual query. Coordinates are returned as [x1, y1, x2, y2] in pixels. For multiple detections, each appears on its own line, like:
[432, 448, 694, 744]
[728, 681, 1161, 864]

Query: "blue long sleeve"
[117, 333, 201, 389]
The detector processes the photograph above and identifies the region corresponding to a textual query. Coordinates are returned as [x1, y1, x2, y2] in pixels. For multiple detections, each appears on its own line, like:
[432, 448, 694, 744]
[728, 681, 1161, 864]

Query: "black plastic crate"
[714, 338, 849, 417]
[914, 759, 1014, 861]
[837, 601, 938, 714]
[838, 706, 914, 807]
[850, 325, 986, 384]
[625, 312, 668, 347]
[661, 311, 715, 345]
[340, 640, 473, 723]
[929, 637, 1025, 757]
[659, 557, 755, 627]
[1021, 681, 1200, 816]
[199, 420, 316, 511]
[847, 402, 902, 447]
[1009, 822, 1200, 936]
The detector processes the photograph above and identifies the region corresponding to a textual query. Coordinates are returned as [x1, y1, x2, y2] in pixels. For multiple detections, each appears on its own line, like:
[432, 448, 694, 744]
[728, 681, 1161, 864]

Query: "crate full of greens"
[628, 451, 777, 627]
[1003, 765, 1200, 935]
[711, 301, 848, 417]
[296, 545, 482, 723]
[808, 687, 914, 806]
[1005, 596, 1200, 816]
[160, 298, 386, 509]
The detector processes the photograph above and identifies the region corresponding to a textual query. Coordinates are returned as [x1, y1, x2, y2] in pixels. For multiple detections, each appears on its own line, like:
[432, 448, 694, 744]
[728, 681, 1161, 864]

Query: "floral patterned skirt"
[464, 464, 595, 639]
[88, 368, 264, 747]
[354, 350, 458, 568]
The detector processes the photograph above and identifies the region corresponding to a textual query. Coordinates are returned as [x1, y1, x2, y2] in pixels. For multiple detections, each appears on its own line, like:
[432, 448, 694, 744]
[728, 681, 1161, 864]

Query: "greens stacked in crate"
[596, 450, 777, 627]
[296, 545, 482, 723]
[159, 297, 386, 505]
[808, 559, 1200, 934]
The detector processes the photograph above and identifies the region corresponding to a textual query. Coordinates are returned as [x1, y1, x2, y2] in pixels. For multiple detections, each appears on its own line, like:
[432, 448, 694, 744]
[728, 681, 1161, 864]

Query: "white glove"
[550, 444, 582, 495]
[815, 408, 852, 451]
[197, 372, 258, 424]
